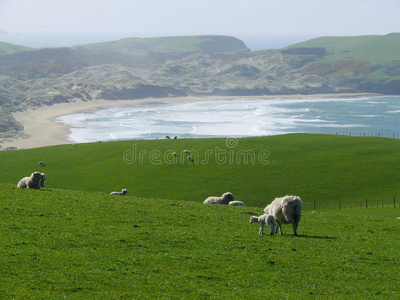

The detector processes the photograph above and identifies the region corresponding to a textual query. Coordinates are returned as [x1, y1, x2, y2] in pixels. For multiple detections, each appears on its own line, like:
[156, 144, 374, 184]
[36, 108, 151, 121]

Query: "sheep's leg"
[292, 222, 298, 236]
[277, 223, 283, 235]
[259, 223, 264, 235]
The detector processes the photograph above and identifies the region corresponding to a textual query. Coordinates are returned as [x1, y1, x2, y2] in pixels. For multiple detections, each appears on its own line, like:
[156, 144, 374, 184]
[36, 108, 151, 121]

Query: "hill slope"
[1, 134, 400, 208]
[284, 33, 400, 65]
[0, 41, 34, 55]
[72, 35, 250, 56]
[283, 33, 400, 94]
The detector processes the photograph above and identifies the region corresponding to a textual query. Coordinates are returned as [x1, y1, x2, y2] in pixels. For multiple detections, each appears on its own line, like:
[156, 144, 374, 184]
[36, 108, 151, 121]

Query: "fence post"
[366, 199, 368, 209]
[313, 200, 315, 210]
[394, 198, 396, 208]
[339, 200, 341, 210]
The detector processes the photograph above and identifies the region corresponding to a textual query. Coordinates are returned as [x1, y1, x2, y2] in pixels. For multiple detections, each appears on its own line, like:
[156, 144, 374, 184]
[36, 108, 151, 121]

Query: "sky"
[0, 0, 399, 50]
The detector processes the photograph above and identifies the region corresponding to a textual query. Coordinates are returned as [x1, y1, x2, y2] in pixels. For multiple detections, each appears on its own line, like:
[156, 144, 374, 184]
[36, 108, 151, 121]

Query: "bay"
[55, 96, 400, 143]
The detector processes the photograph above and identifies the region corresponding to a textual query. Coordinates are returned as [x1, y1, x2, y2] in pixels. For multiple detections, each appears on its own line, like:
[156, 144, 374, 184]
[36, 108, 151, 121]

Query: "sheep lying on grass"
[263, 195, 302, 236]
[249, 214, 276, 235]
[17, 171, 43, 189]
[229, 201, 245, 206]
[110, 189, 127, 195]
[203, 192, 234, 205]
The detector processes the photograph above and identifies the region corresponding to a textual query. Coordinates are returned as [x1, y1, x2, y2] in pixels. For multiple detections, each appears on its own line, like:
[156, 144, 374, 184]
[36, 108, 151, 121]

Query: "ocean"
[55, 96, 400, 143]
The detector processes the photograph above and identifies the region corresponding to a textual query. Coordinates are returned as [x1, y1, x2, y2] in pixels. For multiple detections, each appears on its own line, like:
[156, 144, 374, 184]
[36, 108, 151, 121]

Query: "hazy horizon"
[1, 0, 399, 50]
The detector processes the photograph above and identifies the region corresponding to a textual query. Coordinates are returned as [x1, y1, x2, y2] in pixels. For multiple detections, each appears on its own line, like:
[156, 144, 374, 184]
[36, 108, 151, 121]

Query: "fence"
[335, 132, 400, 139]
[303, 198, 399, 210]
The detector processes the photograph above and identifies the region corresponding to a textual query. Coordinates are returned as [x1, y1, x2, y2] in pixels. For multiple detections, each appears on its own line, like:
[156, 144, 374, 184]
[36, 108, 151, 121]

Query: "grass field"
[1, 183, 399, 299]
[1, 134, 400, 298]
[1, 134, 400, 208]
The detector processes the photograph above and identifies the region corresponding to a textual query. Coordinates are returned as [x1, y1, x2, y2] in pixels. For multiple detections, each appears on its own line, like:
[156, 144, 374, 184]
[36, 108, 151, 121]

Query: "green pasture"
[0, 183, 399, 299]
[1, 134, 400, 208]
[284, 33, 400, 65]
[1, 134, 400, 298]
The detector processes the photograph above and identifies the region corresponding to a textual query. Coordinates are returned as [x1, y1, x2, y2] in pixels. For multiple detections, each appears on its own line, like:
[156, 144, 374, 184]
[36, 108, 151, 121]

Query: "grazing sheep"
[188, 156, 194, 163]
[166, 136, 170, 139]
[249, 214, 276, 235]
[39, 173, 46, 188]
[73, 143, 76, 147]
[38, 161, 45, 166]
[203, 192, 234, 205]
[263, 195, 302, 236]
[172, 152, 178, 157]
[173, 136, 177, 139]
[229, 201, 245, 206]
[183, 150, 190, 155]
[110, 189, 127, 195]
[17, 171, 43, 189]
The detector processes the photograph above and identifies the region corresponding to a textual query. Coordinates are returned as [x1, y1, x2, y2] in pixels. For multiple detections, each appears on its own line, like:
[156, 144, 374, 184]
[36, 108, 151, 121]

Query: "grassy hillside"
[72, 35, 250, 56]
[1, 134, 400, 208]
[284, 33, 400, 65]
[0, 41, 34, 56]
[282, 33, 400, 94]
[1, 182, 399, 298]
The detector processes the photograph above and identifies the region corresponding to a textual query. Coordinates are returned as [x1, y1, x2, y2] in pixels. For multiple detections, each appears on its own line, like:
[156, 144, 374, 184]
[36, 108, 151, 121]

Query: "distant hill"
[0, 41, 34, 55]
[72, 35, 250, 56]
[282, 33, 400, 94]
[283, 33, 400, 65]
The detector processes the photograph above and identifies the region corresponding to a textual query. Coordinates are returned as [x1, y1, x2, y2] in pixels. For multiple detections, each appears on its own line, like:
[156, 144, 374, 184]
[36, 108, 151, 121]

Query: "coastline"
[0, 93, 382, 150]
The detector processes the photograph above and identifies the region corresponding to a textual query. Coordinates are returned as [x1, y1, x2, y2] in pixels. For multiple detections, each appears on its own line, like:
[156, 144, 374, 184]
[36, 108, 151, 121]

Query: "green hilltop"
[284, 33, 400, 65]
[282, 33, 400, 94]
[0, 41, 34, 55]
[72, 35, 250, 56]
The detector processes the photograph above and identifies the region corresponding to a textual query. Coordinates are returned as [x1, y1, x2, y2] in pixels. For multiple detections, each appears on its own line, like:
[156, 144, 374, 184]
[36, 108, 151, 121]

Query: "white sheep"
[110, 189, 127, 195]
[203, 192, 234, 205]
[183, 150, 190, 155]
[39, 173, 46, 188]
[263, 195, 302, 236]
[17, 171, 43, 189]
[172, 152, 178, 157]
[229, 201, 245, 206]
[249, 214, 276, 235]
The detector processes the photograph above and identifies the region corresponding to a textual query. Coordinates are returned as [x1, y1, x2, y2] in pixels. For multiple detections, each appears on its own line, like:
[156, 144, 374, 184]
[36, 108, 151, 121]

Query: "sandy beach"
[0, 93, 381, 150]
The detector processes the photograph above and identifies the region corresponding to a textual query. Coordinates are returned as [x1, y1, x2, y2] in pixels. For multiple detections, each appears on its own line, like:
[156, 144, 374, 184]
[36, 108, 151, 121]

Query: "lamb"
[17, 171, 43, 189]
[203, 192, 234, 205]
[229, 201, 245, 206]
[39, 173, 46, 188]
[249, 214, 276, 235]
[263, 195, 302, 236]
[110, 189, 127, 195]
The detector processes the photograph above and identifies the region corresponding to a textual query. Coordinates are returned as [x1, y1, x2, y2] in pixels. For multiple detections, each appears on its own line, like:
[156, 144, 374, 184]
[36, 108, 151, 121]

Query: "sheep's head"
[122, 189, 127, 195]
[222, 192, 234, 201]
[249, 216, 259, 224]
[31, 172, 42, 179]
